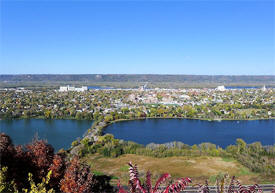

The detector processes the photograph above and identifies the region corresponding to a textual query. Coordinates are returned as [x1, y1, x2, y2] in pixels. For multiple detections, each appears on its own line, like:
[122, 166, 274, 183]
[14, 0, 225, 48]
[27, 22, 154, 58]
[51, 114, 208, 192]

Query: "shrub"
[118, 162, 192, 193]
[60, 157, 95, 193]
[0, 167, 18, 193]
[71, 140, 79, 147]
[0, 133, 113, 193]
[48, 154, 66, 190]
[22, 171, 55, 193]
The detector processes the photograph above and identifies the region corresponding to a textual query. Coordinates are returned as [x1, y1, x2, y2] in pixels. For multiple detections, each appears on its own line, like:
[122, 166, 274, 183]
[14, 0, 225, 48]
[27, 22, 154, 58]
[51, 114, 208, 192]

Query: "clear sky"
[1, 0, 274, 75]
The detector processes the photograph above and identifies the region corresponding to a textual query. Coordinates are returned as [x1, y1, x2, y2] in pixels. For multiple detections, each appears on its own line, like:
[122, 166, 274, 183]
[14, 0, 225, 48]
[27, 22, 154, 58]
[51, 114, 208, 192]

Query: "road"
[120, 184, 275, 192]
[180, 184, 274, 193]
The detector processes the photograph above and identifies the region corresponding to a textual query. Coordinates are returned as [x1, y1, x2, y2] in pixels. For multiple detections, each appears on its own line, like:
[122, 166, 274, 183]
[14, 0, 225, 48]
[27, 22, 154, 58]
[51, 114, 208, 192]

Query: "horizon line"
[1, 74, 275, 76]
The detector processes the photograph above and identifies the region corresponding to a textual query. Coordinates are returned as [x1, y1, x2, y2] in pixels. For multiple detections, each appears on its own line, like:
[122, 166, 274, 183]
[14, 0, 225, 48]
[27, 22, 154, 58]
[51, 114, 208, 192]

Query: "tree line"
[76, 134, 275, 176]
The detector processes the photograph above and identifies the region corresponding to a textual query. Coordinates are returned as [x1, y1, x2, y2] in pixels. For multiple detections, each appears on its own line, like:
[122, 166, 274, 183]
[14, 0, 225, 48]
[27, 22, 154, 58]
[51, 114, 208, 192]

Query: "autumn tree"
[26, 139, 55, 182]
[48, 154, 66, 190]
[60, 157, 95, 193]
[0, 133, 15, 168]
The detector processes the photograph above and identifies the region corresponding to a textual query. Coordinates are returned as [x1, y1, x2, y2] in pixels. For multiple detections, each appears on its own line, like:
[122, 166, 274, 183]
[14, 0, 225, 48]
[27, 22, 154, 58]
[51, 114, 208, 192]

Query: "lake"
[0, 119, 93, 151]
[104, 119, 275, 148]
[1, 119, 274, 150]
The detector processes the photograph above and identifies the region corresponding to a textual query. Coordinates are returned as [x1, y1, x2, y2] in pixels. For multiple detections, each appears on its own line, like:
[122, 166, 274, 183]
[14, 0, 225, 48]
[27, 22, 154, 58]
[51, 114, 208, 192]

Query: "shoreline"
[86, 116, 275, 144]
[2, 117, 274, 154]
[1, 116, 274, 122]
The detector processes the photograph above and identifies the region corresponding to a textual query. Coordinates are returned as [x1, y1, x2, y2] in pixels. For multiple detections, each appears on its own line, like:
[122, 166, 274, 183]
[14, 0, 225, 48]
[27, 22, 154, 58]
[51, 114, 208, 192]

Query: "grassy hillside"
[82, 154, 274, 186]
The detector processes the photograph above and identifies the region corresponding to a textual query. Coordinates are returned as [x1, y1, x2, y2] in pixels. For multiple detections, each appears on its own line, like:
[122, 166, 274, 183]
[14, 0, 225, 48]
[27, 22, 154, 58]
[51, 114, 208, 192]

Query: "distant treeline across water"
[1, 74, 274, 84]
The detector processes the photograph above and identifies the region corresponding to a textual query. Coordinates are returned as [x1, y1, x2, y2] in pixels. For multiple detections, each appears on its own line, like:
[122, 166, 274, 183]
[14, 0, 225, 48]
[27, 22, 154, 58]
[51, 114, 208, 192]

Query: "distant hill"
[1, 74, 274, 83]
[0, 74, 274, 88]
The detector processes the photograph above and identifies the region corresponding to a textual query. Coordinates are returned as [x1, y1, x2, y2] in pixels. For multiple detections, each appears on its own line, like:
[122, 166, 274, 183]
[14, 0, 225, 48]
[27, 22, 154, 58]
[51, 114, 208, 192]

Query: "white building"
[59, 85, 88, 92]
[68, 86, 75, 91]
[216, 85, 226, 91]
[261, 85, 266, 92]
[75, 86, 88, 92]
[59, 86, 68, 92]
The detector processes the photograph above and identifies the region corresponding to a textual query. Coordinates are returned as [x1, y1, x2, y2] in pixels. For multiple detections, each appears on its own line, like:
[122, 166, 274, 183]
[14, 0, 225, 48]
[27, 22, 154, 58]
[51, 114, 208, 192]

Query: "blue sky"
[1, 0, 274, 75]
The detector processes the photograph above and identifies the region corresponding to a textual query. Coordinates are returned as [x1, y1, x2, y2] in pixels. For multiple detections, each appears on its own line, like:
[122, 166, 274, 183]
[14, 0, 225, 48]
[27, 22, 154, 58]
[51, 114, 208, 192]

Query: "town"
[1, 85, 274, 121]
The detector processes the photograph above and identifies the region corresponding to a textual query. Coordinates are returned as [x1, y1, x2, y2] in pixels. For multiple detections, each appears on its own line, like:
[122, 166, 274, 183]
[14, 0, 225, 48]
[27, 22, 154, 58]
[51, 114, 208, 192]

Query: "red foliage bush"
[0, 132, 113, 192]
[26, 139, 55, 182]
[118, 162, 192, 193]
[0, 133, 57, 189]
[0, 133, 15, 167]
[0, 133, 32, 188]
[48, 153, 66, 189]
[60, 157, 95, 193]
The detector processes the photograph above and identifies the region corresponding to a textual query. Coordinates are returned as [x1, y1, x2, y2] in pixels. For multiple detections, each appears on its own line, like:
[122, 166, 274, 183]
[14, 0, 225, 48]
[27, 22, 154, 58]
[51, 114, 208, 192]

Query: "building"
[216, 85, 226, 91]
[59, 86, 68, 92]
[261, 85, 266, 92]
[75, 86, 88, 92]
[59, 85, 88, 92]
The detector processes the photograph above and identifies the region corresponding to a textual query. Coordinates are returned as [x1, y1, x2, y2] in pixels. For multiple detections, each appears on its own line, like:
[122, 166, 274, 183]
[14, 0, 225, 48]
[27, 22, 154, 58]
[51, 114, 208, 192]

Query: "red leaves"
[0, 133, 14, 153]
[162, 177, 192, 193]
[248, 184, 262, 193]
[119, 162, 191, 193]
[236, 180, 262, 193]
[26, 139, 55, 180]
[0, 133, 57, 189]
[128, 162, 146, 192]
[119, 162, 261, 193]
[48, 154, 66, 189]
[129, 162, 139, 181]
[1, 133, 112, 193]
[228, 176, 236, 193]
[0, 133, 15, 167]
[196, 180, 210, 193]
[172, 177, 192, 192]
[60, 157, 95, 193]
[49, 154, 65, 179]
[118, 180, 128, 193]
[153, 173, 171, 192]
[145, 171, 152, 192]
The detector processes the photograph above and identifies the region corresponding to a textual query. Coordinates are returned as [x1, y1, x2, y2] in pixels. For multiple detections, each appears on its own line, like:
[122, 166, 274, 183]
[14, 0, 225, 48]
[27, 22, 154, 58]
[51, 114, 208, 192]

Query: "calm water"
[88, 86, 114, 90]
[0, 119, 92, 151]
[104, 119, 275, 148]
